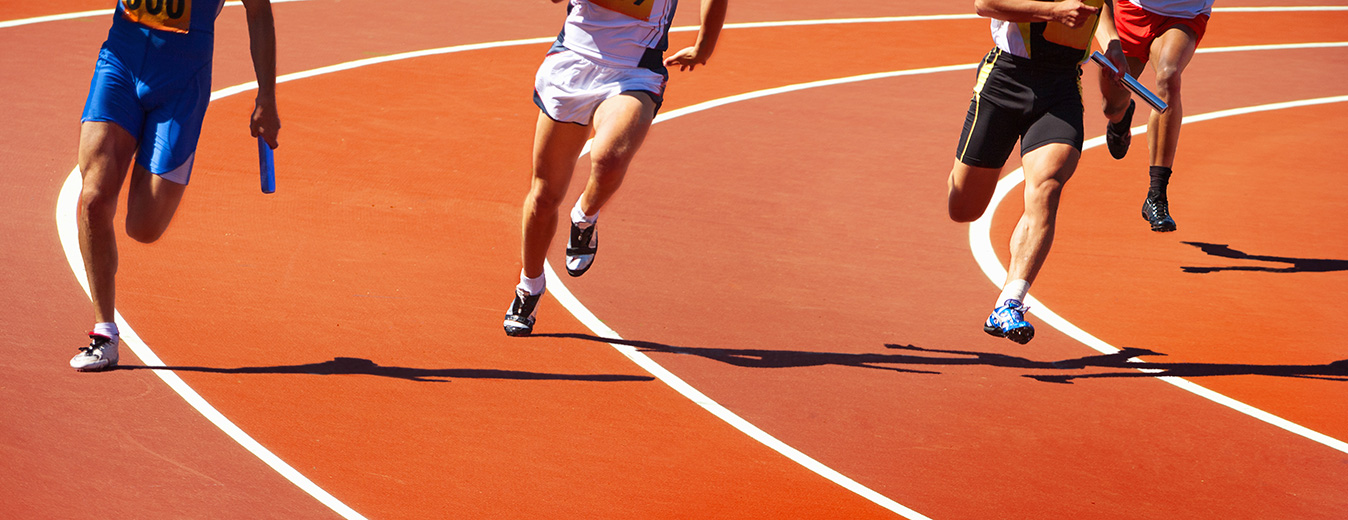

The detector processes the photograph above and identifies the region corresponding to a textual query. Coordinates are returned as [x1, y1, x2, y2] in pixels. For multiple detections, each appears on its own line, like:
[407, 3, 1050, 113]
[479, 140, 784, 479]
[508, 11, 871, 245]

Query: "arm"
[1093, 0, 1127, 81]
[663, 0, 728, 71]
[242, 0, 281, 148]
[975, 0, 1099, 28]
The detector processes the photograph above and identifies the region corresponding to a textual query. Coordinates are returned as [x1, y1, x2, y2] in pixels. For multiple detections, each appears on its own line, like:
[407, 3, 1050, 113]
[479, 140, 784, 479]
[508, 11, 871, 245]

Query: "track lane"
[8, 3, 1347, 518]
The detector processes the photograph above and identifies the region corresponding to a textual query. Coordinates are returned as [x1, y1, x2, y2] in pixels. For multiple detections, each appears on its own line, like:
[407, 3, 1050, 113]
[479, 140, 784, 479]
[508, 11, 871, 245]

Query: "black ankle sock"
[1148, 166, 1172, 198]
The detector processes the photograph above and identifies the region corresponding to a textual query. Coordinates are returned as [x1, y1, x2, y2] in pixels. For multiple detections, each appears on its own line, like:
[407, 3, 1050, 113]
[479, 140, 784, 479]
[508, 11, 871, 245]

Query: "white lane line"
[967, 94, 1348, 456]
[55, 25, 963, 520]
[0, 0, 313, 29]
[548, 40, 1348, 515]
[544, 263, 934, 520]
[49, 11, 1348, 517]
[55, 173, 369, 520]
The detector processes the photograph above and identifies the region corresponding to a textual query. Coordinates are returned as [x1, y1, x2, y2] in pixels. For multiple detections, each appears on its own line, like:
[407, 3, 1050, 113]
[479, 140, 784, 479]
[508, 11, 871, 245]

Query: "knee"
[948, 202, 983, 223]
[1024, 179, 1065, 212]
[125, 222, 165, 243]
[124, 213, 169, 243]
[1154, 66, 1182, 97]
[79, 184, 119, 224]
[525, 178, 567, 212]
[589, 150, 631, 180]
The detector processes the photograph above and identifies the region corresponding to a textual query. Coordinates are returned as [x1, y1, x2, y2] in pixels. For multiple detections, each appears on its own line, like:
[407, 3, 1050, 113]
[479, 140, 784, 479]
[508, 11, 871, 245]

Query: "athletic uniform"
[81, 0, 227, 184]
[534, 0, 678, 125]
[955, 0, 1105, 168]
[1115, 0, 1212, 63]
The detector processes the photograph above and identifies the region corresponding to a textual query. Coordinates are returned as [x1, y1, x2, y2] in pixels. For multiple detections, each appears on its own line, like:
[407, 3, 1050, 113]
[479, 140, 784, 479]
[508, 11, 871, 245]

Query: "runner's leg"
[521, 113, 591, 279]
[77, 121, 138, 323]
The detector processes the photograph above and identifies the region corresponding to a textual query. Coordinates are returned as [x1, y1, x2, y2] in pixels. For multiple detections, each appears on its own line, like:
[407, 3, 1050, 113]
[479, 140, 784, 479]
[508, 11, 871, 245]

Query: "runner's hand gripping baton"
[258, 136, 275, 194]
[1091, 51, 1168, 113]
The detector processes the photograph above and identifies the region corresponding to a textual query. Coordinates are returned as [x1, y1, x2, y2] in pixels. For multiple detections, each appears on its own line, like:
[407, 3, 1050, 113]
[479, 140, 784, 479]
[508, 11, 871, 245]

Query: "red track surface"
[3, 1, 1346, 518]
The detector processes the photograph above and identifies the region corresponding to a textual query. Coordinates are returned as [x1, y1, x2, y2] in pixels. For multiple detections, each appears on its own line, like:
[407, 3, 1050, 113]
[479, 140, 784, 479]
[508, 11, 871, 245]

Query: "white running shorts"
[533, 49, 665, 126]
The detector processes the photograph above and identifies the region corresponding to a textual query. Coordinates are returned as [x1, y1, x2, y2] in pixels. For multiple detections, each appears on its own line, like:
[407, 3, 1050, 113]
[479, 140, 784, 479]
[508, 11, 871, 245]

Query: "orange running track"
[3, 1, 1347, 519]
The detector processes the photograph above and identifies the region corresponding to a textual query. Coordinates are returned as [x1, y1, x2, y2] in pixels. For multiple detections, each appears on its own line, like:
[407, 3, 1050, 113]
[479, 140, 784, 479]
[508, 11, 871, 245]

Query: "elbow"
[973, 0, 994, 17]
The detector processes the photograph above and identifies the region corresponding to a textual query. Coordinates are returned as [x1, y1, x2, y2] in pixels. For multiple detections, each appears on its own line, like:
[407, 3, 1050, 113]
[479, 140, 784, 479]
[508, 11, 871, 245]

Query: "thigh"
[531, 111, 592, 187]
[138, 64, 212, 185]
[955, 95, 1023, 169]
[590, 91, 656, 163]
[1148, 25, 1200, 75]
[947, 160, 1005, 222]
[125, 162, 188, 236]
[78, 120, 139, 195]
[1021, 142, 1080, 190]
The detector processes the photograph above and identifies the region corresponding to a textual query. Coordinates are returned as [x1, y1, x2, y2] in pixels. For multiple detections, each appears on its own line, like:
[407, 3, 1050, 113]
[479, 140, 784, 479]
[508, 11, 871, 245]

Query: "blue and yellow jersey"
[989, 0, 1104, 68]
[105, 0, 227, 63]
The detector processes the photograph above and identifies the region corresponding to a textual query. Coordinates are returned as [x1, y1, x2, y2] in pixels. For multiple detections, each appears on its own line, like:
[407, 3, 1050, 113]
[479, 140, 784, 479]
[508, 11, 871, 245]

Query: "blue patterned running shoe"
[984, 299, 1035, 344]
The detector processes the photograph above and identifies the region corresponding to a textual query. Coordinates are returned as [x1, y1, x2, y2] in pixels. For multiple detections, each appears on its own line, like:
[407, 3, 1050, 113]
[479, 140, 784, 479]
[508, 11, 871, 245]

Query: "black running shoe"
[1106, 100, 1135, 160]
[1142, 195, 1177, 232]
[565, 220, 597, 277]
[503, 288, 541, 336]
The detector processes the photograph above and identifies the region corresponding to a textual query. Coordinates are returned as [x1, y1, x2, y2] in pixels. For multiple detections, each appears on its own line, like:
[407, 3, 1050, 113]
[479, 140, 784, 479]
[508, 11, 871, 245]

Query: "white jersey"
[551, 0, 679, 70]
[1130, 0, 1215, 18]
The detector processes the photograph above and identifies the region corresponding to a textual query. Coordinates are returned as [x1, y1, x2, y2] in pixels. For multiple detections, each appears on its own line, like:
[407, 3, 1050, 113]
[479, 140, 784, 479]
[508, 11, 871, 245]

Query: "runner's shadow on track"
[116, 356, 654, 383]
[534, 333, 1140, 375]
[537, 333, 1348, 384]
[1181, 241, 1348, 273]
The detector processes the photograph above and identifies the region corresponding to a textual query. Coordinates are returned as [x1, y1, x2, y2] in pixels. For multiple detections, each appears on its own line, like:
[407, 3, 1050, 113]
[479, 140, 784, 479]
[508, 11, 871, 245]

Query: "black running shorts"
[955, 48, 1085, 169]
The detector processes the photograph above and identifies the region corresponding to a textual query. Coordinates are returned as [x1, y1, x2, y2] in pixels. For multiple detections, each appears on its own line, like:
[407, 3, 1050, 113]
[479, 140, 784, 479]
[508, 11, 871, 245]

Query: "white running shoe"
[70, 333, 119, 371]
[565, 220, 597, 277]
[504, 288, 542, 337]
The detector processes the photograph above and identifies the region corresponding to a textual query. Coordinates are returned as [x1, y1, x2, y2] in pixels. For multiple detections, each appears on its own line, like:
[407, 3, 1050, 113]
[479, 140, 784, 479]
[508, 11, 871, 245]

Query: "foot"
[984, 299, 1035, 344]
[503, 288, 542, 337]
[1141, 194, 1177, 232]
[1106, 100, 1135, 160]
[70, 333, 119, 371]
[565, 220, 597, 277]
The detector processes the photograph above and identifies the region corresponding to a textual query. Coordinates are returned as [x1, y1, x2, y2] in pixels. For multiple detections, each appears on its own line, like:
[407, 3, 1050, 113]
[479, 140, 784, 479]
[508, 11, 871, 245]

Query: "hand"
[251, 96, 281, 149]
[1051, 0, 1099, 28]
[663, 46, 707, 71]
[1102, 41, 1128, 83]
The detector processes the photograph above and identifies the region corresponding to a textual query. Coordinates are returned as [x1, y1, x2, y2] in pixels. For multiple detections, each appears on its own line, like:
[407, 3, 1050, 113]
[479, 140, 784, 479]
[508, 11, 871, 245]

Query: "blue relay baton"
[1091, 51, 1168, 113]
[258, 136, 275, 194]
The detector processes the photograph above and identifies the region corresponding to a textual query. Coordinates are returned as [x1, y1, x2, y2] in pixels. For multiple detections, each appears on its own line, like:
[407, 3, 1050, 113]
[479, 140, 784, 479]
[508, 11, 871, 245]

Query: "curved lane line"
[50, 11, 1348, 517]
[55, 178, 369, 519]
[55, 21, 966, 520]
[966, 94, 1348, 456]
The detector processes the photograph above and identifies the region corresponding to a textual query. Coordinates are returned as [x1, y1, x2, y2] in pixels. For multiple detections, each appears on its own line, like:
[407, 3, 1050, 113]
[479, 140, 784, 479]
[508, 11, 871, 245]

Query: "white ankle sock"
[517, 271, 545, 296]
[997, 280, 1030, 306]
[571, 201, 597, 225]
[93, 322, 119, 339]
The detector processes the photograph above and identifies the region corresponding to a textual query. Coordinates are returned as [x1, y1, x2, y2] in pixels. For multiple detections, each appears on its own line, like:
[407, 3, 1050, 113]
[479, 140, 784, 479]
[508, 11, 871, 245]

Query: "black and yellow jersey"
[988, 0, 1104, 68]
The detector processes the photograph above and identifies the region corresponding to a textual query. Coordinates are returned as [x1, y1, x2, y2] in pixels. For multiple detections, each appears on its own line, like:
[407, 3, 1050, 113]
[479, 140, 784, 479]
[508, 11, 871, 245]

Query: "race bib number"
[590, 0, 654, 21]
[121, 0, 192, 34]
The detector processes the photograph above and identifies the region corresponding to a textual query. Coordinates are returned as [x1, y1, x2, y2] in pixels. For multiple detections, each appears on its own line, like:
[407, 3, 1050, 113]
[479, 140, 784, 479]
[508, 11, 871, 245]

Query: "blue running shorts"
[81, 45, 212, 185]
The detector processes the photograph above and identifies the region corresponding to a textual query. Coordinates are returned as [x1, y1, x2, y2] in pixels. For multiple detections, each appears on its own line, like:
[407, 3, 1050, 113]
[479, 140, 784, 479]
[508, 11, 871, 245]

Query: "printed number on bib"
[122, 0, 192, 34]
[590, 0, 654, 21]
